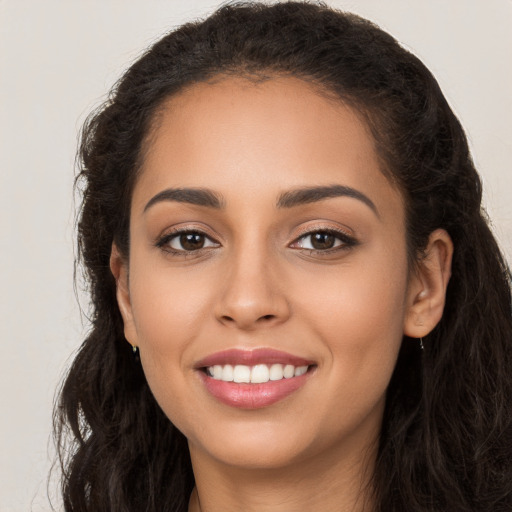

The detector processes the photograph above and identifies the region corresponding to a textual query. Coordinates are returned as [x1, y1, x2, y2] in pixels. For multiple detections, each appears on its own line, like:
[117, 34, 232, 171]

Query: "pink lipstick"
[195, 348, 315, 409]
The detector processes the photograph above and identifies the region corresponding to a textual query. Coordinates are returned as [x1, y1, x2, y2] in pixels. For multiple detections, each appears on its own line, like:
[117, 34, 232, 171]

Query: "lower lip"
[198, 370, 312, 409]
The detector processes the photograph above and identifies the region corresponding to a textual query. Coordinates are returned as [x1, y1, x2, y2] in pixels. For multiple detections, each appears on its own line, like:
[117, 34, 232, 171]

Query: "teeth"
[222, 364, 234, 382]
[269, 364, 284, 380]
[206, 363, 309, 383]
[250, 364, 270, 383]
[232, 365, 250, 383]
[213, 365, 223, 379]
[294, 366, 308, 377]
[284, 364, 295, 378]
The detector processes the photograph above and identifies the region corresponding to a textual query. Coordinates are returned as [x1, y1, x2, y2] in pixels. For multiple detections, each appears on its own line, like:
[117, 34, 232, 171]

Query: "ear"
[110, 243, 138, 346]
[403, 229, 453, 338]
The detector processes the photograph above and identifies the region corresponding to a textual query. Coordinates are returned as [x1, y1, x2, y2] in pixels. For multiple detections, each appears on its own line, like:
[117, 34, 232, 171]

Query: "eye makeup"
[154, 223, 359, 259]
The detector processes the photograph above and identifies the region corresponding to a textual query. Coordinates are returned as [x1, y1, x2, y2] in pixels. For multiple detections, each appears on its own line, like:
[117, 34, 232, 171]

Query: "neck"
[187, 438, 377, 512]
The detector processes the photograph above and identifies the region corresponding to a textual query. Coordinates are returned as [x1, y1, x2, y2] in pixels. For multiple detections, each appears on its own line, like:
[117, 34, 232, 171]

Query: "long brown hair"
[55, 2, 512, 510]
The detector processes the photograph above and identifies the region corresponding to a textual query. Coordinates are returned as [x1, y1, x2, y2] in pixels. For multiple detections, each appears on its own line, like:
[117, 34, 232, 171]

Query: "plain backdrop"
[1, 1, 511, 510]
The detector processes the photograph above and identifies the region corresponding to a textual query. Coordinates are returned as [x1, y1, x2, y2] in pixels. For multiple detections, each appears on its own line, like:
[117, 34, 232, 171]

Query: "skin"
[111, 76, 453, 512]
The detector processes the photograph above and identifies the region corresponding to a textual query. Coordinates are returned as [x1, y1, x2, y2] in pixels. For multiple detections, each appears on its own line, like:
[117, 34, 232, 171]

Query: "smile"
[206, 363, 309, 383]
[196, 348, 316, 409]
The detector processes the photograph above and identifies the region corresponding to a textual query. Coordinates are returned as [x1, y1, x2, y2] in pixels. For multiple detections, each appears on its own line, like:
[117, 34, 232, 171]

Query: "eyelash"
[155, 227, 358, 256]
[155, 228, 220, 255]
[290, 228, 358, 254]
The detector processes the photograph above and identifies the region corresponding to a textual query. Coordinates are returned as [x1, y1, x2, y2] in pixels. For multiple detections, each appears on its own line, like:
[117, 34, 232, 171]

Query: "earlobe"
[110, 244, 138, 346]
[403, 229, 453, 338]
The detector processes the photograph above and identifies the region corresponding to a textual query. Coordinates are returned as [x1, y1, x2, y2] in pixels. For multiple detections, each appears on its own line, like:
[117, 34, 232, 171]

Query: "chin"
[200, 435, 313, 470]
[182, 409, 314, 467]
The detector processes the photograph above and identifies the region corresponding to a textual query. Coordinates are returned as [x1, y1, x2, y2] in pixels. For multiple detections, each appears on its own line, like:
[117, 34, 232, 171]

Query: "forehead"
[133, 76, 402, 219]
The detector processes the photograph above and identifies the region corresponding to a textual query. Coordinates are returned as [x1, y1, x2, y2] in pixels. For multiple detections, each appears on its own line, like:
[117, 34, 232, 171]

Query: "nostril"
[217, 308, 287, 328]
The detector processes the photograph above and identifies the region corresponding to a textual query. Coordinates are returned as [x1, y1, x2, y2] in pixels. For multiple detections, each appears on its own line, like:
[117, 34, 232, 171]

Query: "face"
[115, 76, 422, 472]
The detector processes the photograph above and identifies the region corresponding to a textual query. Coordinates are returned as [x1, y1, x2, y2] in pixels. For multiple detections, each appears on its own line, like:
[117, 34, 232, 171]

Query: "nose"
[214, 246, 291, 330]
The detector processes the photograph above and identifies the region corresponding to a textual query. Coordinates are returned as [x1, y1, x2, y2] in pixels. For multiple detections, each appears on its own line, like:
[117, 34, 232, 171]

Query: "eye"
[157, 230, 219, 252]
[291, 229, 356, 252]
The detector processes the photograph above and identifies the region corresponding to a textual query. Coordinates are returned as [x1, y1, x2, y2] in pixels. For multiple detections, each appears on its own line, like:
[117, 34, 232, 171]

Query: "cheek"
[296, 247, 408, 397]
[129, 258, 214, 350]
[126, 261, 214, 433]
[299, 244, 407, 330]
[125, 253, 217, 405]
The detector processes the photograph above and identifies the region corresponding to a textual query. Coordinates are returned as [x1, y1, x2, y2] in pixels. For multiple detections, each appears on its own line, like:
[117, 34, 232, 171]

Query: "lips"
[196, 348, 315, 368]
[195, 348, 316, 409]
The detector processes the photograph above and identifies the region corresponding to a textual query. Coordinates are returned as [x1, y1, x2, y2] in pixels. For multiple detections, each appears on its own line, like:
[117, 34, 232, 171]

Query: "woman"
[55, 2, 512, 511]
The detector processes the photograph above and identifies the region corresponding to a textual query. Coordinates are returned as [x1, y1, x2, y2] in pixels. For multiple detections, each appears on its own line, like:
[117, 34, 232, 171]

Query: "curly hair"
[55, 2, 512, 511]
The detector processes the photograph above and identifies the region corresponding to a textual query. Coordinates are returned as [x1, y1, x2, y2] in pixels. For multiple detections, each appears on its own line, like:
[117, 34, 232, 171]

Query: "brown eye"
[310, 232, 336, 250]
[162, 230, 219, 252]
[291, 229, 357, 252]
[179, 232, 206, 250]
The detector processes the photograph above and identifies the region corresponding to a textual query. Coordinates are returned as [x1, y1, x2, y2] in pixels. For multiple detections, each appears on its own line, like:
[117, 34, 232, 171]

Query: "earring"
[131, 345, 140, 362]
[419, 337, 424, 351]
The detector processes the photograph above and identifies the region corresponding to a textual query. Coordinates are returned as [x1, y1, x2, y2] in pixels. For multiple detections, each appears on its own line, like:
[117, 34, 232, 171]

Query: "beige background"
[1, 1, 511, 510]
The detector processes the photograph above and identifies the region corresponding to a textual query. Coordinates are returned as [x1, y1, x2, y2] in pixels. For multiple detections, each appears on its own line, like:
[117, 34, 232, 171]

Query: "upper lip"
[195, 348, 315, 368]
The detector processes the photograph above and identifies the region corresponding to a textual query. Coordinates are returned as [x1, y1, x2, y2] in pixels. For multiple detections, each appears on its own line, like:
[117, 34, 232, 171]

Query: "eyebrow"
[144, 187, 225, 212]
[276, 185, 379, 216]
[143, 184, 378, 216]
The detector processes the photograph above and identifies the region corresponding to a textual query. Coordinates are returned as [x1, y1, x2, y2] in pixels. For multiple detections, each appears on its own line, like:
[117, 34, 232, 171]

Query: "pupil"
[180, 233, 204, 250]
[312, 232, 335, 250]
